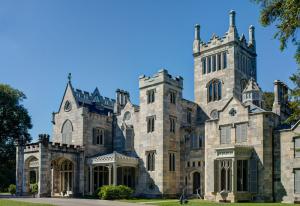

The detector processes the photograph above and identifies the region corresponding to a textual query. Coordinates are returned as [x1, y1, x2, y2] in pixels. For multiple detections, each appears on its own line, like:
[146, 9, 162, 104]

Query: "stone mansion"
[16, 10, 300, 203]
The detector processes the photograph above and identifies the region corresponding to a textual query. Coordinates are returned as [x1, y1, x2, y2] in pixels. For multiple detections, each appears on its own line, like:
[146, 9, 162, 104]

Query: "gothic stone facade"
[16, 10, 299, 203]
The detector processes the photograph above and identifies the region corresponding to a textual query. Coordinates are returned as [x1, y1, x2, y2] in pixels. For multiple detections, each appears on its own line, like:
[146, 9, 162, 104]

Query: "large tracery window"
[208, 79, 222, 102]
[219, 160, 231, 192]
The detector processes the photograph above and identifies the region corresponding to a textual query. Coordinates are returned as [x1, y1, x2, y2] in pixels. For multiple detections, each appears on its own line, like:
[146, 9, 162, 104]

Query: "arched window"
[207, 79, 222, 102]
[241, 79, 247, 93]
[61, 120, 73, 144]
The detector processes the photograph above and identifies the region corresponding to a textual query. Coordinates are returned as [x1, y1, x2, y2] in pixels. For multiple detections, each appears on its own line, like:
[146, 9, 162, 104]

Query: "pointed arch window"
[61, 120, 73, 144]
[208, 79, 222, 102]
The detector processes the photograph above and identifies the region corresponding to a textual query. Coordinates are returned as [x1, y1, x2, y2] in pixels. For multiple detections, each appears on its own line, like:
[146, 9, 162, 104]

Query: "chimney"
[272, 80, 290, 120]
[114, 89, 130, 114]
[228, 10, 238, 40]
[249, 25, 255, 47]
[193, 24, 200, 55]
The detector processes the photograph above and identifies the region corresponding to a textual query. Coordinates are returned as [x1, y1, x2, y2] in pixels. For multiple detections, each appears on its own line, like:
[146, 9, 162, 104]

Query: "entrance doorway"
[193, 172, 201, 194]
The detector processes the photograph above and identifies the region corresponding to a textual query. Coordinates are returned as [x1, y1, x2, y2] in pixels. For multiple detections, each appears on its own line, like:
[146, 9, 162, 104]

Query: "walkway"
[2, 197, 154, 206]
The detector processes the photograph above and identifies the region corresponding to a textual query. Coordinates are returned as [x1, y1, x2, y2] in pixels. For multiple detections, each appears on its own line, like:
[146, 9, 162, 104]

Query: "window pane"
[295, 170, 300, 193]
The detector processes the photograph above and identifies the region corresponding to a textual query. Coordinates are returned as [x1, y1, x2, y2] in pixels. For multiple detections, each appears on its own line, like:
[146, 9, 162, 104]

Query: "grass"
[123, 199, 297, 206]
[0, 199, 54, 206]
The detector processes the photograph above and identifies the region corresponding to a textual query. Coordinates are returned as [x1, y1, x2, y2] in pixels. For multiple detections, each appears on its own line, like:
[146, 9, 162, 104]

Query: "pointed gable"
[218, 97, 249, 126]
[58, 82, 79, 113]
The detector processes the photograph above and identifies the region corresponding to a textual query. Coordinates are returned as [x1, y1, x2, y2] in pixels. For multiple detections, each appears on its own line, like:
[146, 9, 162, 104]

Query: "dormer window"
[208, 79, 222, 102]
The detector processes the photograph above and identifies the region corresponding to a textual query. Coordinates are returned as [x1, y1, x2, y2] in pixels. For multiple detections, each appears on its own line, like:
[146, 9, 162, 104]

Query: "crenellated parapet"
[139, 69, 183, 90]
[193, 10, 256, 56]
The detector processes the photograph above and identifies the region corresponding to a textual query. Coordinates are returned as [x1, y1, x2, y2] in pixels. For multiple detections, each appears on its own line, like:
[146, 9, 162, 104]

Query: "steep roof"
[243, 78, 261, 93]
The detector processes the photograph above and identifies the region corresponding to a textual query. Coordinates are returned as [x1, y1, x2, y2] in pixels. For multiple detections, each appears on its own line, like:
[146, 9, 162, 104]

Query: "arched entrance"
[24, 156, 39, 193]
[193, 172, 201, 194]
[59, 159, 73, 195]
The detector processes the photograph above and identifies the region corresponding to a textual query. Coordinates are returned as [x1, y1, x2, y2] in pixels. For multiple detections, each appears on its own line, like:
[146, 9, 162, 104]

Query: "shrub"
[8, 184, 16, 195]
[98, 185, 133, 200]
[30, 183, 38, 195]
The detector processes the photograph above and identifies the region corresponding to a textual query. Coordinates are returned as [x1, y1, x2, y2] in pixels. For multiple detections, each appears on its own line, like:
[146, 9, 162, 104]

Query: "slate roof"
[73, 86, 115, 115]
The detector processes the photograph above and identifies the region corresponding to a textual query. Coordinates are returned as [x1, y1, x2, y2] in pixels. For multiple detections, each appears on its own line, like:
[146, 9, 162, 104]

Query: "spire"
[193, 24, 200, 55]
[249, 25, 256, 47]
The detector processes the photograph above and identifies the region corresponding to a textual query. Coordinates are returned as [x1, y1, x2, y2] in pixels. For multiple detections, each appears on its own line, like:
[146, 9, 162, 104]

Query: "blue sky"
[0, 0, 298, 140]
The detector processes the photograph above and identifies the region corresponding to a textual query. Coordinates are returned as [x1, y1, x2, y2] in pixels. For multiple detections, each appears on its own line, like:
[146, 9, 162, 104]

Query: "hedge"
[97, 185, 133, 200]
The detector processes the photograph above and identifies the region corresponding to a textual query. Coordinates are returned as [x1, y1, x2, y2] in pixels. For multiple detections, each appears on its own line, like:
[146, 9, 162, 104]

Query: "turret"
[242, 78, 262, 107]
[193, 24, 200, 55]
[248, 25, 256, 48]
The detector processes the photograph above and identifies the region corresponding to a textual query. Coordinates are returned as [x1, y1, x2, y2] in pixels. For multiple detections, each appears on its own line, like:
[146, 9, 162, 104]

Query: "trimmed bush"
[98, 185, 133, 200]
[8, 184, 16, 195]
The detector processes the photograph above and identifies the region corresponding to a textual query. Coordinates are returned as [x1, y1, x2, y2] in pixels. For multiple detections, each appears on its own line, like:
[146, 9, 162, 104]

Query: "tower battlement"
[139, 69, 183, 89]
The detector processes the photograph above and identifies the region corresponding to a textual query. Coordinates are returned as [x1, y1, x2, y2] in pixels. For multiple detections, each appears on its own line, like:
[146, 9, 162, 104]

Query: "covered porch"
[214, 145, 257, 202]
[87, 151, 139, 194]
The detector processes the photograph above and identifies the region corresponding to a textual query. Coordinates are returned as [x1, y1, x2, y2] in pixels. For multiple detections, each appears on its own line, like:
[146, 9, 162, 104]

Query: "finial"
[248, 25, 255, 47]
[68, 73, 72, 83]
[194, 24, 200, 40]
[229, 10, 236, 27]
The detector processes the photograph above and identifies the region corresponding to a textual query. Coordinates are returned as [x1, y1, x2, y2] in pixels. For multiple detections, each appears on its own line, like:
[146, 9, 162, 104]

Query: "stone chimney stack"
[272, 80, 290, 120]
[249, 25, 256, 47]
[114, 89, 130, 114]
[193, 24, 200, 55]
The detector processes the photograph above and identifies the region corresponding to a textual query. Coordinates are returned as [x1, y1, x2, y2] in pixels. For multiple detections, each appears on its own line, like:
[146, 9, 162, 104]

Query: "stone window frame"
[146, 150, 156, 171]
[147, 89, 156, 104]
[237, 159, 249, 192]
[169, 90, 177, 104]
[201, 57, 206, 74]
[169, 115, 176, 133]
[223, 51, 227, 69]
[186, 108, 192, 124]
[207, 79, 222, 102]
[219, 124, 232, 145]
[169, 152, 176, 172]
[93, 127, 105, 145]
[294, 168, 300, 194]
[294, 136, 300, 158]
[235, 122, 248, 143]
[146, 116, 156, 133]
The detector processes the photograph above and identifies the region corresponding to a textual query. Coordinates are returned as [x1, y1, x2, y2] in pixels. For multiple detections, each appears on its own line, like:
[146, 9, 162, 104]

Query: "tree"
[253, 0, 300, 64]
[287, 68, 300, 122]
[253, 0, 300, 123]
[0, 84, 32, 191]
[263, 92, 274, 111]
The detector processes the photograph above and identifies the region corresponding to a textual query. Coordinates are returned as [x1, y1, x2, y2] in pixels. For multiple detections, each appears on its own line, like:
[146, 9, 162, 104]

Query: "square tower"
[193, 10, 257, 117]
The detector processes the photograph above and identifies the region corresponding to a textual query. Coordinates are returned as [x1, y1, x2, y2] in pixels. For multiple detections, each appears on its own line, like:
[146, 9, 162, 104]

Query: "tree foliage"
[287, 68, 300, 123]
[263, 92, 274, 111]
[0, 84, 32, 191]
[253, 0, 300, 64]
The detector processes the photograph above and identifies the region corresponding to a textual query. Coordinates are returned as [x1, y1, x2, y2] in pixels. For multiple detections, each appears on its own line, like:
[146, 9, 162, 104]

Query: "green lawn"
[124, 199, 297, 206]
[0, 199, 54, 206]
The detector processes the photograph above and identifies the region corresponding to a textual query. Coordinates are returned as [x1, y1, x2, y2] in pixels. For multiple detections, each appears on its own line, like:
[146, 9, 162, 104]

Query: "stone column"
[16, 143, 24, 196]
[108, 165, 112, 185]
[231, 158, 236, 194]
[89, 165, 93, 195]
[51, 167, 54, 196]
[113, 163, 117, 186]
